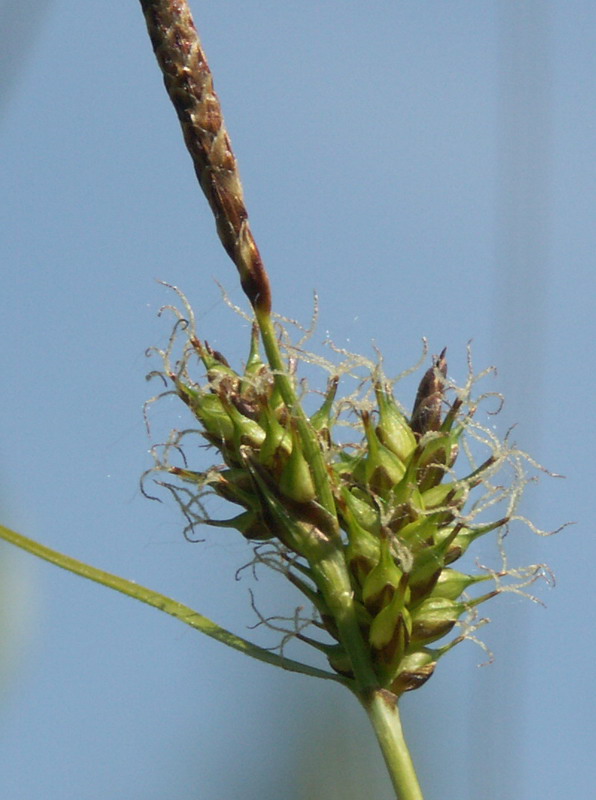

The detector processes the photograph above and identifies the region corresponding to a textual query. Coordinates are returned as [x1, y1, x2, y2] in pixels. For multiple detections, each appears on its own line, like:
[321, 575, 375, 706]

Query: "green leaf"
[0, 524, 346, 685]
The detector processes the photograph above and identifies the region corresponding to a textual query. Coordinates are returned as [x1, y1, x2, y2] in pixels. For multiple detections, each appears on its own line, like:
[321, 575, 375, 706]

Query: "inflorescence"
[144, 286, 551, 697]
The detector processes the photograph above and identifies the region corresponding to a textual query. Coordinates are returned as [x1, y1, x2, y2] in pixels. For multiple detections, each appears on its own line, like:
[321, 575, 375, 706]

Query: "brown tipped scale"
[140, 0, 272, 312]
[410, 348, 448, 436]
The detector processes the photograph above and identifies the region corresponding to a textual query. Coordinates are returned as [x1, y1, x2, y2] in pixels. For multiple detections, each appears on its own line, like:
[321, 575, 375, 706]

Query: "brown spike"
[140, 0, 272, 312]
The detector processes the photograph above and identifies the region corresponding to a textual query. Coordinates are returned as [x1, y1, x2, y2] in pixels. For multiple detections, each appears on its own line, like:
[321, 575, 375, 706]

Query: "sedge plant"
[0, 3, 558, 798]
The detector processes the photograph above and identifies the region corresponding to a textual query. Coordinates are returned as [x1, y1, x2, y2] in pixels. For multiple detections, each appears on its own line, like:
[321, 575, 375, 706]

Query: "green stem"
[311, 550, 380, 692]
[0, 524, 346, 685]
[362, 692, 424, 800]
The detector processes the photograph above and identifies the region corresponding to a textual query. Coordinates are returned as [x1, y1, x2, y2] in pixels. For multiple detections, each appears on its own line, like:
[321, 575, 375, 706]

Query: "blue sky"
[1, 2, 594, 798]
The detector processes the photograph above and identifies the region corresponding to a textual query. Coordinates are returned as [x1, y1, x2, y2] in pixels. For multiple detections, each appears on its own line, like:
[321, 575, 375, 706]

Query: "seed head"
[146, 291, 553, 696]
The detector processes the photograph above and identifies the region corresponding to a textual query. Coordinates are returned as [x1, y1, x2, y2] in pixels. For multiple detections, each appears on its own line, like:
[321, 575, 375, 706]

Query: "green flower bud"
[416, 431, 452, 466]
[406, 522, 474, 601]
[410, 596, 464, 645]
[341, 487, 380, 534]
[415, 429, 460, 491]
[439, 518, 509, 565]
[408, 568, 442, 605]
[239, 324, 273, 405]
[215, 467, 254, 492]
[369, 589, 410, 652]
[192, 338, 239, 386]
[243, 323, 265, 376]
[393, 516, 435, 546]
[408, 526, 497, 601]
[258, 404, 291, 468]
[203, 468, 256, 507]
[175, 382, 236, 444]
[361, 410, 406, 495]
[431, 568, 492, 601]
[421, 481, 466, 511]
[333, 450, 364, 484]
[326, 645, 354, 677]
[389, 460, 424, 517]
[343, 507, 382, 587]
[389, 649, 437, 695]
[362, 537, 404, 614]
[374, 381, 417, 463]
[279, 424, 316, 503]
[167, 465, 258, 511]
[217, 389, 266, 451]
[205, 510, 275, 541]
[369, 581, 412, 683]
[309, 376, 339, 444]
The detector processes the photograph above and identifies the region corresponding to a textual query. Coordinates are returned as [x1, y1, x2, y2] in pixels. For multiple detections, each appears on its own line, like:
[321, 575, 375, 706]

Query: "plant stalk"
[309, 549, 381, 693]
[307, 545, 425, 800]
[361, 692, 424, 800]
[137, 4, 425, 797]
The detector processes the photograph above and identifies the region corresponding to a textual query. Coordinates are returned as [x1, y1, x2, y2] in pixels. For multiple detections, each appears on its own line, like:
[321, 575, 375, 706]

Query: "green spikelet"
[150, 287, 542, 704]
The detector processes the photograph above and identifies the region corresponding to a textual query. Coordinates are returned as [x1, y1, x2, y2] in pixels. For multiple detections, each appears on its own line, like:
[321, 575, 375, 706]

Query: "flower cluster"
[145, 289, 547, 697]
